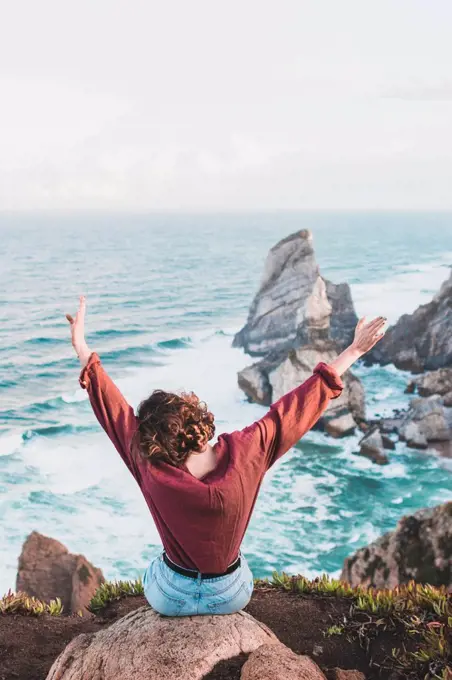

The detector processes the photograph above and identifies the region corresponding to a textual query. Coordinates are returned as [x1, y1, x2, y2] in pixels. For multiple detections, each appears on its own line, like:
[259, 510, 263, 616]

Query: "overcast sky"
[1, 0, 451, 211]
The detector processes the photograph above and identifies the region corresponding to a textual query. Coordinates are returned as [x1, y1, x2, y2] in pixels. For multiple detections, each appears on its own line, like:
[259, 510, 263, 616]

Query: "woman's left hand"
[66, 295, 91, 366]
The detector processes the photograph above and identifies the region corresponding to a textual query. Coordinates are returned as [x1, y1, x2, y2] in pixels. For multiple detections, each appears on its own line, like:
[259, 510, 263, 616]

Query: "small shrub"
[88, 578, 144, 614]
[0, 589, 63, 616]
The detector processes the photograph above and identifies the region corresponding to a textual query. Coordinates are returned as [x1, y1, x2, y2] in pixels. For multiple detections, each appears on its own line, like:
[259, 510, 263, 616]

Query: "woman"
[66, 295, 386, 617]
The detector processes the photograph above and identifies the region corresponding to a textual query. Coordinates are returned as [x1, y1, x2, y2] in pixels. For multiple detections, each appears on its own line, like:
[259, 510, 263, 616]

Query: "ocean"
[1, 211, 452, 596]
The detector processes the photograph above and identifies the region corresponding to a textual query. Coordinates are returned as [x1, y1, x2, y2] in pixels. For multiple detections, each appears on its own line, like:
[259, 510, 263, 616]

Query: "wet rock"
[381, 433, 396, 450]
[355, 426, 389, 465]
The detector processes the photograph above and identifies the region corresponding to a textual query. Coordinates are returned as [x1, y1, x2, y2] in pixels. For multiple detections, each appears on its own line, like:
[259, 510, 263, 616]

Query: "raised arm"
[242, 315, 387, 470]
[66, 296, 142, 482]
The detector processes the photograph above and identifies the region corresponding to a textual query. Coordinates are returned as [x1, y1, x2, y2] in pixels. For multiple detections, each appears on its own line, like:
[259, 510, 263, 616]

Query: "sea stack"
[234, 230, 365, 437]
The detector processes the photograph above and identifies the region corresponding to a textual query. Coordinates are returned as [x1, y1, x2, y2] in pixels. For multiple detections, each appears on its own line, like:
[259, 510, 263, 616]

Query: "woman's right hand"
[351, 316, 387, 356]
[66, 295, 91, 366]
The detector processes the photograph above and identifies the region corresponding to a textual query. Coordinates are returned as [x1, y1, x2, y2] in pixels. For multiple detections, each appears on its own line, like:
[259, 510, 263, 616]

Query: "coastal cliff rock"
[341, 502, 452, 588]
[233, 230, 358, 357]
[238, 341, 366, 437]
[406, 367, 452, 406]
[234, 231, 364, 435]
[16, 531, 104, 615]
[397, 395, 452, 450]
[46, 607, 280, 680]
[363, 267, 452, 372]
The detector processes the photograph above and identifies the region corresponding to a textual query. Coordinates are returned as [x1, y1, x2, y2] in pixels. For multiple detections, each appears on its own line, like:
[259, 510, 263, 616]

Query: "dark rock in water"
[374, 416, 405, 434]
[381, 433, 396, 450]
[354, 425, 389, 465]
[233, 230, 358, 357]
[405, 381, 416, 394]
[341, 502, 452, 588]
[363, 267, 452, 372]
[16, 531, 104, 615]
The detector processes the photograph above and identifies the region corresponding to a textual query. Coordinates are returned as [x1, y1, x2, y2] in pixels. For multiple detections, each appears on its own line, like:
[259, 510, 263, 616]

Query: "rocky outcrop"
[16, 531, 104, 615]
[341, 502, 452, 588]
[238, 341, 366, 437]
[241, 642, 326, 680]
[398, 395, 452, 449]
[233, 230, 358, 357]
[234, 231, 364, 436]
[406, 367, 452, 406]
[363, 268, 452, 372]
[46, 607, 280, 680]
[354, 425, 389, 465]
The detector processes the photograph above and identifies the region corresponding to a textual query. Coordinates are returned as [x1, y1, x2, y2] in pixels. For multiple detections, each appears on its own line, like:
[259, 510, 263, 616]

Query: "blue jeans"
[142, 552, 254, 616]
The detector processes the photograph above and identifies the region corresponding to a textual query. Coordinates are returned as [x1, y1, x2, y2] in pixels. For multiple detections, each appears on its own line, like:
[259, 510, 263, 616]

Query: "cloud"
[381, 80, 452, 102]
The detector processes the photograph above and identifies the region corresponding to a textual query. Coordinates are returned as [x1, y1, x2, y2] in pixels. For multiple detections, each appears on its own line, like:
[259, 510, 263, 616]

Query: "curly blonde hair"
[134, 390, 215, 467]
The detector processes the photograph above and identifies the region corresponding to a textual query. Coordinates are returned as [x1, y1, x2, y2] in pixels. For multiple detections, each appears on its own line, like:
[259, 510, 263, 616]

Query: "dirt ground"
[0, 588, 415, 680]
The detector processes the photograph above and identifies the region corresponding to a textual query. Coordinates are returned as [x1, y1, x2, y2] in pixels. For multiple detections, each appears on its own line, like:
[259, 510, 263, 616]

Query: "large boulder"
[406, 367, 452, 407]
[398, 396, 452, 445]
[363, 268, 452, 372]
[233, 230, 358, 357]
[341, 502, 452, 588]
[46, 607, 280, 680]
[238, 341, 366, 437]
[16, 531, 104, 615]
[241, 642, 326, 680]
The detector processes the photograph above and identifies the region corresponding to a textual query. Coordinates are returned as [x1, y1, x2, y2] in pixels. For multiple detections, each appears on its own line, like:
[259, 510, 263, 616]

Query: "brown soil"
[0, 589, 415, 680]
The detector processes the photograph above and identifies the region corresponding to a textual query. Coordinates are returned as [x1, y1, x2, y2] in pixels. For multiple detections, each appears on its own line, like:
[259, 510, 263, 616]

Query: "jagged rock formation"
[341, 502, 452, 588]
[238, 341, 365, 437]
[354, 425, 389, 465]
[241, 642, 326, 680]
[16, 531, 104, 615]
[46, 607, 282, 680]
[234, 231, 364, 437]
[233, 230, 358, 357]
[397, 395, 452, 449]
[406, 367, 452, 406]
[363, 268, 452, 372]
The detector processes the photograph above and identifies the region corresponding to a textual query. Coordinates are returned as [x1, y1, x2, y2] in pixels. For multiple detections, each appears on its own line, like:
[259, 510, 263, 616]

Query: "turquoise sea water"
[1, 211, 452, 595]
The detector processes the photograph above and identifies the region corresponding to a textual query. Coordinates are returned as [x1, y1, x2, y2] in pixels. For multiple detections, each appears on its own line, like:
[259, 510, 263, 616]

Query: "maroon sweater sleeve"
[79, 352, 142, 482]
[241, 362, 344, 470]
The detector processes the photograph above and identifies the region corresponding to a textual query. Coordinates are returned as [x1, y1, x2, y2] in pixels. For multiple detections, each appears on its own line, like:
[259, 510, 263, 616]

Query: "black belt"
[163, 552, 241, 580]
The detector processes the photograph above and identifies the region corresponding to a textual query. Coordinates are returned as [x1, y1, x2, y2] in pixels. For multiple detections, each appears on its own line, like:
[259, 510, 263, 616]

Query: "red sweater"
[79, 352, 344, 573]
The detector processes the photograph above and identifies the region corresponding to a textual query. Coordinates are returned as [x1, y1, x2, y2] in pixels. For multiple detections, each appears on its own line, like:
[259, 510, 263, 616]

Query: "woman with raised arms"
[66, 295, 386, 617]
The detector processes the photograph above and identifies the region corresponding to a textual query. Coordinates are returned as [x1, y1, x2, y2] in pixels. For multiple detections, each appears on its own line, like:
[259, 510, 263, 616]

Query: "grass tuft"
[87, 578, 144, 614]
[0, 589, 64, 616]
